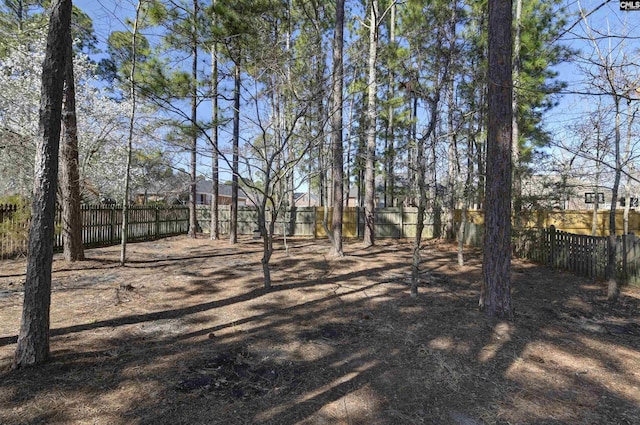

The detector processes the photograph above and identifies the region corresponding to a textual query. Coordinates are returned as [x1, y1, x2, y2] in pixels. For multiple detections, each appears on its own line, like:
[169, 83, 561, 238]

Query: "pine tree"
[60, 26, 84, 262]
[480, 0, 513, 319]
[14, 0, 71, 368]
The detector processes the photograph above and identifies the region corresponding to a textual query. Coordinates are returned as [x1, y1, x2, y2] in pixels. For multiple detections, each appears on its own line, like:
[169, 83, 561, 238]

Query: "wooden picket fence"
[0, 204, 189, 259]
[522, 226, 640, 284]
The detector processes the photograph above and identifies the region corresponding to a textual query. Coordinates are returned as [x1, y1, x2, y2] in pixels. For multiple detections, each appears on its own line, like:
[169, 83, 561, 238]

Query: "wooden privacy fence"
[521, 226, 640, 284]
[0, 204, 189, 259]
[455, 209, 640, 238]
[196, 205, 438, 239]
[0, 203, 28, 260]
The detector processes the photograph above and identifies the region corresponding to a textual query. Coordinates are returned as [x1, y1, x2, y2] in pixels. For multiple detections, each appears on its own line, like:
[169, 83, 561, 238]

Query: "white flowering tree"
[0, 32, 167, 203]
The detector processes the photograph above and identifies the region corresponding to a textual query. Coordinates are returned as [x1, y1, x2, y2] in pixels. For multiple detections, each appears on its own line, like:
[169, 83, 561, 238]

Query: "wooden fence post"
[549, 225, 556, 268]
[622, 234, 627, 282]
[313, 207, 317, 238]
[155, 207, 160, 238]
[630, 234, 636, 283]
[109, 206, 116, 245]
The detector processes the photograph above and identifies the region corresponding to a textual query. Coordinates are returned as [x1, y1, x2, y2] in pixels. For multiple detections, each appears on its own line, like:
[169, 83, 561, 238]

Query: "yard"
[0, 236, 639, 425]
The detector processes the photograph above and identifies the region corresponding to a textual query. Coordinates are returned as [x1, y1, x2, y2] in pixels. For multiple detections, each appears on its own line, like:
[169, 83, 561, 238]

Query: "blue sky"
[72, 0, 640, 190]
[543, 1, 640, 174]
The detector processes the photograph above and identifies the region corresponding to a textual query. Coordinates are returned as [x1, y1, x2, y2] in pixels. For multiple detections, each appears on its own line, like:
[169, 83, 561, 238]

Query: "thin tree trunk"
[512, 0, 522, 210]
[384, 2, 396, 208]
[408, 94, 417, 206]
[14, 0, 71, 368]
[230, 60, 240, 244]
[344, 68, 356, 208]
[512, 0, 523, 252]
[411, 131, 427, 298]
[363, 0, 378, 248]
[60, 30, 84, 262]
[329, 0, 345, 257]
[592, 166, 600, 236]
[480, 0, 513, 319]
[607, 97, 622, 300]
[210, 43, 219, 240]
[120, 0, 142, 266]
[285, 23, 295, 214]
[188, 0, 199, 238]
[446, 78, 457, 240]
[258, 206, 273, 289]
[458, 121, 479, 266]
[445, 4, 458, 239]
[623, 99, 636, 235]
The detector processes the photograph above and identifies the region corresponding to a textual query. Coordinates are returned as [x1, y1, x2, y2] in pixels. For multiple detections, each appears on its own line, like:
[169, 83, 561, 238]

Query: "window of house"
[585, 192, 605, 204]
[619, 197, 639, 207]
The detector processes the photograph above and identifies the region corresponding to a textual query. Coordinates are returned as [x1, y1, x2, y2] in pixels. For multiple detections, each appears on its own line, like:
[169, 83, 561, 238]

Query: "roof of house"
[134, 174, 190, 196]
[196, 180, 247, 199]
[294, 192, 319, 202]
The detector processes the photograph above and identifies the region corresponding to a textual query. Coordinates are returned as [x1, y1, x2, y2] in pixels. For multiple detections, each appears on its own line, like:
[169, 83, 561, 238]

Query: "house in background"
[522, 174, 638, 211]
[195, 180, 248, 206]
[134, 178, 251, 206]
[134, 174, 190, 205]
[294, 192, 319, 207]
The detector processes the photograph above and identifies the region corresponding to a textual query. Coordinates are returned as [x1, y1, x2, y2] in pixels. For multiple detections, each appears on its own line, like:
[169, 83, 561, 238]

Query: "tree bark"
[607, 97, 622, 301]
[622, 99, 636, 235]
[445, 4, 458, 240]
[60, 29, 84, 262]
[411, 129, 427, 298]
[230, 60, 240, 244]
[188, 0, 199, 238]
[329, 0, 345, 257]
[210, 43, 220, 240]
[363, 0, 378, 248]
[384, 2, 396, 208]
[120, 0, 142, 266]
[511, 0, 523, 252]
[446, 77, 457, 240]
[14, 0, 71, 368]
[480, 0, 513, 319]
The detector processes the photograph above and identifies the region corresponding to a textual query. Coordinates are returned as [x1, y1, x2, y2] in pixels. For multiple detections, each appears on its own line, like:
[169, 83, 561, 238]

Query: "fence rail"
[0, 204, 189, 259]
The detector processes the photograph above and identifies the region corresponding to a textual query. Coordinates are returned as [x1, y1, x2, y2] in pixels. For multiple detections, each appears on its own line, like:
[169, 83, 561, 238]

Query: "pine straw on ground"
[0, 235, 639, 425]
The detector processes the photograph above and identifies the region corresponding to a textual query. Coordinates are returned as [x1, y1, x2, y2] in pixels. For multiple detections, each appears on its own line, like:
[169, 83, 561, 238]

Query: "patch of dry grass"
[0, 235, 638, 424]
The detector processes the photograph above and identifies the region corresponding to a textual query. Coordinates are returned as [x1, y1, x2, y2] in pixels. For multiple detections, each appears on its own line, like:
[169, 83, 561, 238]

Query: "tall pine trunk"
[329, 0, 345, 257]
[480, 0, 513, 319]
[384, 3, 396, 208]
[446, 78, 457, 240]
[445, 5, 458, 240]
[230, 60, 241, 244]
[511, 0, 523, 251]
[60, 29, 84, 262]
[363, 0, 378, 248]
[188, 0, 199, 238]
[14, 0, 71, 368]
[210, 43, 220, 240]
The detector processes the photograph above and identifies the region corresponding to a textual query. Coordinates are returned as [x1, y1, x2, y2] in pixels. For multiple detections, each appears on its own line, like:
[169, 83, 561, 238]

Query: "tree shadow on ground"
[0, 237, 638, 425]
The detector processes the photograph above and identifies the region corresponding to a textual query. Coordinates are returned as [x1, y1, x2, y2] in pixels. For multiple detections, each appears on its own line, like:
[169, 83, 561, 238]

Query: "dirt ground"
[0, 235, 639, 425]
